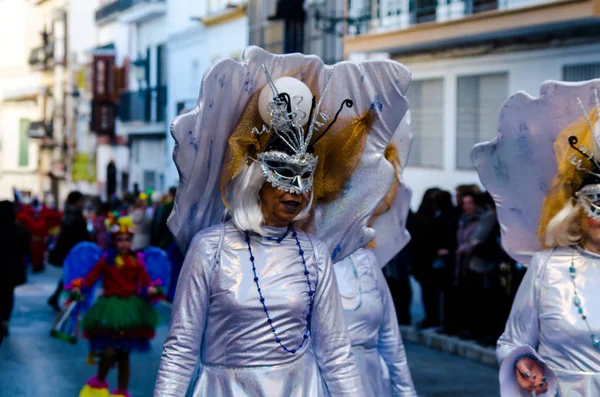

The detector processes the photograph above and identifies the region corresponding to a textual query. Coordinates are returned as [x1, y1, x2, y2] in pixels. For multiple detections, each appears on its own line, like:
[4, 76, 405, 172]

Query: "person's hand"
[71, 287, 81, 295]
[147, 286, 158, 296]
[515, 356, 548, 395]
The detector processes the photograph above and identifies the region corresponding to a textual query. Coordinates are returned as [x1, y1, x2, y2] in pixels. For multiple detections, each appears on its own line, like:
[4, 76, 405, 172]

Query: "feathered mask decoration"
[106, 215, 134, 235]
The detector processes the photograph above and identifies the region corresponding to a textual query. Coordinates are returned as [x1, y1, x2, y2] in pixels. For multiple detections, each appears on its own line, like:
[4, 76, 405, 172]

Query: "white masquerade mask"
[253, 65, 352, 195]
[258, 151, 317, 194]
[577, 184, 600, 220]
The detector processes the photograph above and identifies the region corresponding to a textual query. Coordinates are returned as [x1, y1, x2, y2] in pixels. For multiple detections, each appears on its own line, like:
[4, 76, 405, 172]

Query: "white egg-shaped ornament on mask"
[258, 77, 313, 127]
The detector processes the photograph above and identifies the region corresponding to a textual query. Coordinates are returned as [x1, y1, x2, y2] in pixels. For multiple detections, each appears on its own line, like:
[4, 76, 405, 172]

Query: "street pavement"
[0, 267, 500, 397]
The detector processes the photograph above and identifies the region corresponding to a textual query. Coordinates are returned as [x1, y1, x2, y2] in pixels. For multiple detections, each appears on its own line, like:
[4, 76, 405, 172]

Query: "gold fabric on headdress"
[538, 110, 599, 246]
[366, 143, 401, 249]
[219, 90, 267, 207]
[311, 110, 375, 203]
[219, 82, 375, 208]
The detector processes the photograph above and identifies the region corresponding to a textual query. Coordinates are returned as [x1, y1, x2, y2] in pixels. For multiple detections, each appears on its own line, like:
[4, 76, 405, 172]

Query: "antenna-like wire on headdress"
[311, 99, 354, 147]
[577, 97, 595, 133]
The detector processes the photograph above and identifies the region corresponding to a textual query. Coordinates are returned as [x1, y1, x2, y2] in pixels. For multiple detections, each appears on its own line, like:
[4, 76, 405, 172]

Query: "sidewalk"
[401, 326, 498, 368]
[405, 277, 498, 368]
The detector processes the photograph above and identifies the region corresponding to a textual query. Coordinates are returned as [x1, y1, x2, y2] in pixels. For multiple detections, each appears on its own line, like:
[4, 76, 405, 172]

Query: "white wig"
[228, 162, 314, 236]
[544, 199, 583, 247]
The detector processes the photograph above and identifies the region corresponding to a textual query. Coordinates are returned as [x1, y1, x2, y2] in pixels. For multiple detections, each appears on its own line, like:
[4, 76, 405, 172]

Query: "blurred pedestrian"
[383, 233, 413, 326]
[151, 187, 176, 250]
[451, 191, 483, 338]
[69, 216, 159, 397]
[91, 202, 110, 250]
[410, 188, 441, 328]
[419, 189, 456, 329]
[0, 201, 30, 342]
[47, 191, 90, 311]
[131, 193, 153, 251]
[468, 192, 503, 346]
[166, 242, 184, 302]
[455, 184, 481, 216]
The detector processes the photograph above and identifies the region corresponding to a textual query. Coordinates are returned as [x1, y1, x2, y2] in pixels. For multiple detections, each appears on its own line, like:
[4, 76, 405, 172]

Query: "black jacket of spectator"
[48, 204, 90, 267]
[0, 201, 30, 288]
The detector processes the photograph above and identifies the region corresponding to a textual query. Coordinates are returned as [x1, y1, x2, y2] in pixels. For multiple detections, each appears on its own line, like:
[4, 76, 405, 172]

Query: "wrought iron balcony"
[119, 86, 167, 124]
[95, 0, 166, 24]
[95, 1, 120, 23]
[345, 0, 505, 36]
[28, 41, 54, 70]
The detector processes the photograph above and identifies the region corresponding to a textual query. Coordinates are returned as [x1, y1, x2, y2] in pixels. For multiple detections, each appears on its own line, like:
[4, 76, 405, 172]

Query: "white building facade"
[165, 0, 249, 187]
[93, 0, 168, 198]
[344, 0, 600, 208]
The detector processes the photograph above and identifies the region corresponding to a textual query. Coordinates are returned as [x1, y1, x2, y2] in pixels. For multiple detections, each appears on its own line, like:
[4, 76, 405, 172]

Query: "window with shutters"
[563, 63, 600, 82]
[456, 72, 508, 169]
[406, 79, 444, 168]
[91, 54, 118, 137]
[144, 171, 156, 191]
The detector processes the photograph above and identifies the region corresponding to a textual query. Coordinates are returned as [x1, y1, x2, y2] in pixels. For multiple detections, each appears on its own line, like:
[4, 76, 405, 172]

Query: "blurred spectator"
[91, 201, 110, 250]
[0, 200, 30, 342]
[132, 194, 153, 251]
[151, 187, 176, 250]
[47, 191, 90, 311]
[467, 192, 503, 345]
[383, 213, 414, 326]
[418, 189, 456, 329]
[450, 191, 483, 338]
[166, 242, 185, 303]
[410, 188, 441, 327]
[455, 184, 481, 215]
[15, 198, 61, 273]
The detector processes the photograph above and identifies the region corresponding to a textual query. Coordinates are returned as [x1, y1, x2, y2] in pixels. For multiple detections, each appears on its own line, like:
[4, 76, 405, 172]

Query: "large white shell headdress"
[168, 47, 411, 261]
[473, 79, 600, 265]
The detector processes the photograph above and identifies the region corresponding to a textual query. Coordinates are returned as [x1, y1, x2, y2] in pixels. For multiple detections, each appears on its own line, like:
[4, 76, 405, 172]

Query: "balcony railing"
[346, 0, 539, 36]
[119, 86, 167, 124]
[29, 41, 54, 70]
[121, 0, 165, 12]
[95, 1, 120, 23]
[95, 0, 166, 23]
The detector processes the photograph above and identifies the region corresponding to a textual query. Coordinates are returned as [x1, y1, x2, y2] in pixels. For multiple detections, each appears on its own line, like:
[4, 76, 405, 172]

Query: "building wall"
[165, 8, 249, 186]
[396, 42, 600, 208]
[0, 101, 42, 199]
[130, 137, 166, 192]
[98, 22, 130, 64]
[69, 0, 98, 63]
[0, 0, 44, 200]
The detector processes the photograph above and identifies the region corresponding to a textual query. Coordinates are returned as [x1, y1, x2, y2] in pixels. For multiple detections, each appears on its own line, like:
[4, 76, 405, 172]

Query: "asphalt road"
[0, 267, 499, 397]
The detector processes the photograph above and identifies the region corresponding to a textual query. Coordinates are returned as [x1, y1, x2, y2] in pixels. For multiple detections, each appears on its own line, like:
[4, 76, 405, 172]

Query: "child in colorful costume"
[70, 216, 159, 397]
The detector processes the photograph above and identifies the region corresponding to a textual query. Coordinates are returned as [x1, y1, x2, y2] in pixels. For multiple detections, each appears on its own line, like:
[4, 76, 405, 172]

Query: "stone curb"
[400, 326, 498, 368]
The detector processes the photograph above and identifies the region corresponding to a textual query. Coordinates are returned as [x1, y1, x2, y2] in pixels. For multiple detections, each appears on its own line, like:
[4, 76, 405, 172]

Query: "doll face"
[115, 234, 133, 255]
[259, 183, 309, 228]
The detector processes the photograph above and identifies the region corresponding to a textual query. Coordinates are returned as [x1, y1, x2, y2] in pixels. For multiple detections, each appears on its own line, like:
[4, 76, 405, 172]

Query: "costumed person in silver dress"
[333, 124, 417, 397]
[153, 47, 411, 397]
[473, 79, 600, 396]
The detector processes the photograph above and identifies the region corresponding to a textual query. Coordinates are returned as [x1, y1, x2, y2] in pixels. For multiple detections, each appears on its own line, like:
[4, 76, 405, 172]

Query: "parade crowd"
[1, 183, 524, 351]
[385, 184, 526, 348]
[0, 187, 185, 342]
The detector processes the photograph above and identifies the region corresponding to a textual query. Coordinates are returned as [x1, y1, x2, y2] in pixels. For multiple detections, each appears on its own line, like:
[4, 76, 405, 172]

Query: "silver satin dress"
[154, 222, 364, 397]
[335, 248, 417, 397]
[497, 246, 600, 396]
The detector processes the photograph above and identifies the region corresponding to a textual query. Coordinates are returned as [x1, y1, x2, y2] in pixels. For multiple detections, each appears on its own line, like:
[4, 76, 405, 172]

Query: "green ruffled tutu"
[81, 296, 158, 353]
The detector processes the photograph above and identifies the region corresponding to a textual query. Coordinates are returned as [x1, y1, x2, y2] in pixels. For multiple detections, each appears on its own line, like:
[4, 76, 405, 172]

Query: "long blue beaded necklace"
[245, 225, 314, 354]
[569, 249, 600, 348]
